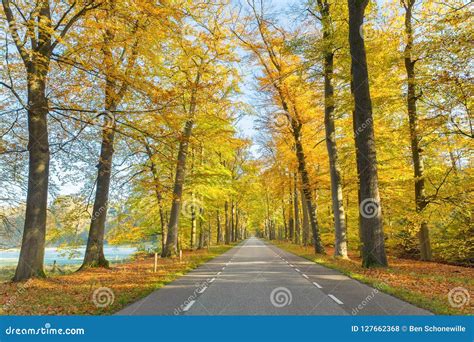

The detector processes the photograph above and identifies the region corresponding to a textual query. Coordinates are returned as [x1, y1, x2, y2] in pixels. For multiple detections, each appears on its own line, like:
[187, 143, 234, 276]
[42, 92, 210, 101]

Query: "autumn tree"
[2, 0, 99, 281]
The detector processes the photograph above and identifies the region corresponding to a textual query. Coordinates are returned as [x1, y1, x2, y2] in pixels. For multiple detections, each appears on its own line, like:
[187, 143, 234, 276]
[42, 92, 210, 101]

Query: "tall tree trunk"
[197, 210, 204, 249]
[301, 189, 309, 246]
[230, 201, 235, 242]
[13, 66, 50, 281]
[288, 177, 294, 240]
[235, 208, 240, 240]
[402, 0, 432, 261]
[292, 123, 325, 253]
[216, 209, 223, 244]
[282, 199, 288, 240]
[348, 0, 387, 267]
[144, 144, 166, 252]
[293, 172, 300, 244]
[317, 0, 348, 258]
[190, 193, 197, 249]
[161, 120, 194, 257]
[224, 201, 230, 244]
[82, 107, 116, 268]
[162, 72, 200, 257]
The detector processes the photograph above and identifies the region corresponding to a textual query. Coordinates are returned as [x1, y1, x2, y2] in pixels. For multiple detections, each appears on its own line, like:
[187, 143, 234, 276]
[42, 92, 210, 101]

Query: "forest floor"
[0, 245, 233, 315]
[273, 242, 473, 315]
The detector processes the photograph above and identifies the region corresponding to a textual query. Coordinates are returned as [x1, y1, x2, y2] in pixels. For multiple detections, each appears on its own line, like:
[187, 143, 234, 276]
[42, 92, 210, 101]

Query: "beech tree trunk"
[288, 178, 294, 240]
[293, 173, 300, 244]
[81, 109, 115, 268]
[317, 0, 348, 258]
[348, 0, 387, 267]
[403, 0, 432, 261]
[162, 120, 194, 257]
[190, 194, 197, 249]
[292, 122, 325, 253]
[14, 67, 50, 281]
[216, 210, 223, 244]
[301, 189, 310, 246]
[224, 201, 230, 244]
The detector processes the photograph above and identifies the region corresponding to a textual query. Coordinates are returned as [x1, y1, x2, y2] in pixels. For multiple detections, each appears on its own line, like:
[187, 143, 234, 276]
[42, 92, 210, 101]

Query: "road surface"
[117, 237, 431, 315]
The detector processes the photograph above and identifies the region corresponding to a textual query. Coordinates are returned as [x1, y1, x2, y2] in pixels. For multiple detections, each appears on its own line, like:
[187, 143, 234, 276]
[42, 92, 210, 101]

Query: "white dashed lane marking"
[328, 294, 343, 305]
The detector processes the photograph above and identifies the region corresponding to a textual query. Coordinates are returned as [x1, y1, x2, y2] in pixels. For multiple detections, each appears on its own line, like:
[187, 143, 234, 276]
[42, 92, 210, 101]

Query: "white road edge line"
[182, 300, 196, 312]
[302, 274, 309, 279]
[312, 282, 322, 288]
[328, 294, 343, 304]
[197, 286, 207, 294]
[217, 272, 221, 275]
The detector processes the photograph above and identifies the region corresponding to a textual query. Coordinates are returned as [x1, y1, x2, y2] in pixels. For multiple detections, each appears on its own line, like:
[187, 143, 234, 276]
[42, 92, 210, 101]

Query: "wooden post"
[154, 253, 158, 272]
[179, 249, 182, 262]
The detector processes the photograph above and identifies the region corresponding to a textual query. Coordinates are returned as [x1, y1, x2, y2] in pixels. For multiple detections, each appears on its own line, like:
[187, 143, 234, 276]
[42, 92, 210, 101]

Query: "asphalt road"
[117, 237, 431, 315]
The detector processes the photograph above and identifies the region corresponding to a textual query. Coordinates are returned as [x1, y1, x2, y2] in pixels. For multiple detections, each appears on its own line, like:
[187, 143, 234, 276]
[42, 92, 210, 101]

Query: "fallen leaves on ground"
[0, 246, 231, 315]
[275, 243, 473, 315]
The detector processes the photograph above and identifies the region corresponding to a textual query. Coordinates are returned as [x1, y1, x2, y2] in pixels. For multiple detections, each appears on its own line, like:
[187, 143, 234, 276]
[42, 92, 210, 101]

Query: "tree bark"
[293, 172, 300, 244]
[288, 177, 294, 240]
[287, 118, 325, 253]
[81, 110, 115, 268]
[301, 188, 310, 246]
[316, 0, 348, 258]
[216, 209, 223, 244]
[190, 193, 197, 249]
[402, 0, 432, 261]
[145, 144, 167, 253]
[14, 66, 50, 281]
[348, 0, 387, 267]
[161, 119, 194, 257]
[224, 201, 230, 244]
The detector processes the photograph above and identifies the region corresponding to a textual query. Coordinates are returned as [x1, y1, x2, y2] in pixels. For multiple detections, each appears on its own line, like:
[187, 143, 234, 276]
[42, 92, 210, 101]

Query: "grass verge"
[272, 241, 473, 315]
[0, 244, 234, 315]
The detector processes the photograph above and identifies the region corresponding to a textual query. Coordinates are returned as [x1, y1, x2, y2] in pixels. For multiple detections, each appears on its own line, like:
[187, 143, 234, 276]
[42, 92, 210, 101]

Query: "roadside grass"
[0, 245, 233, 315]
[272, 241, 473, 315]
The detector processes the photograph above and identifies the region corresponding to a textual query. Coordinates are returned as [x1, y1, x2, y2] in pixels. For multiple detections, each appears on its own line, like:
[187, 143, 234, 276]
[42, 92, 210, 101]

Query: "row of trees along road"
[1, 0, 472, 281]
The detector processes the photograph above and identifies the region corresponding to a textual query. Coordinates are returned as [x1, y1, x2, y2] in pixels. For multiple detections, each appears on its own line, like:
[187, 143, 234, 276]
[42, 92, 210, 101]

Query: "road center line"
[328, 294, 343, 304]
[182, 300, 195, 312]
[302, 274, 309, 279]
[209, 278, 215, 283]
[295, 268, 300, 272]
[216, 272, 221, 275]
[312, 282, 322, 288]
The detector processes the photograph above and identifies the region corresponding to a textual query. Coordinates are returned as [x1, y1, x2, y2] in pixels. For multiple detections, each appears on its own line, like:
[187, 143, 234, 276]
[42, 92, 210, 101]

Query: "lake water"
[0, 245, 138, 267]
